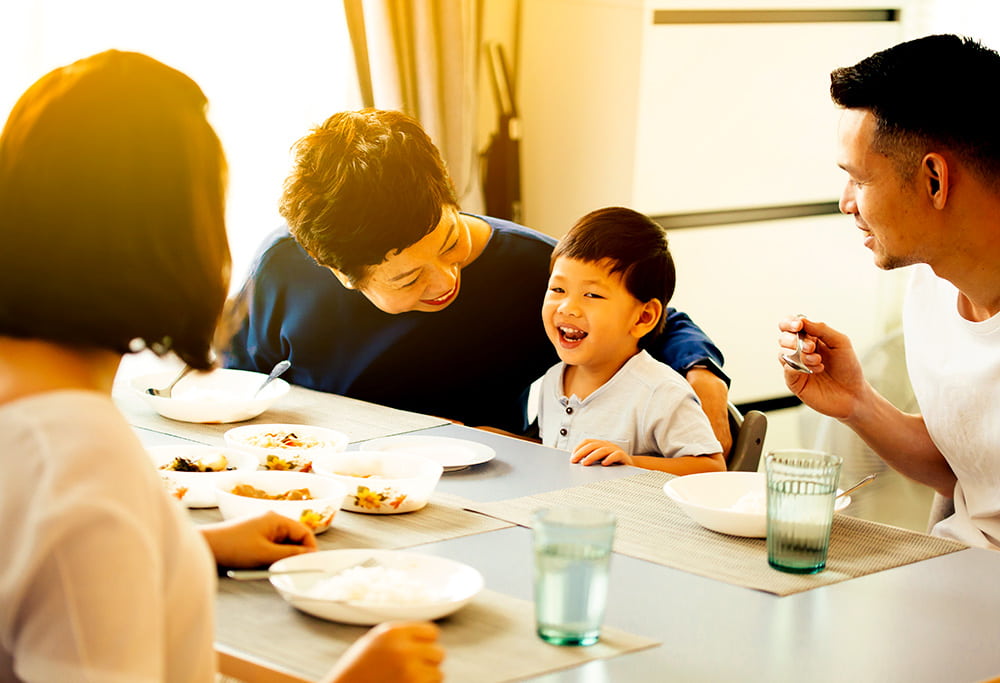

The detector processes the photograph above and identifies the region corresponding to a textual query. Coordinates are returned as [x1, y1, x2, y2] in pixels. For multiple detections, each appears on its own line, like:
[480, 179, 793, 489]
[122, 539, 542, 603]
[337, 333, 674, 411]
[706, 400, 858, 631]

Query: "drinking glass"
[532, 507, 616, 646]
[765, 449, 842, 574]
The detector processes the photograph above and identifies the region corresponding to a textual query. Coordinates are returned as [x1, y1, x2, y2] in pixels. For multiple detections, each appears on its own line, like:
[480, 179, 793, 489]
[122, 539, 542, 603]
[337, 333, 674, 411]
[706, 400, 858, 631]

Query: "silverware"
[146, 366, 194, 398]
[227, 557, 378, 581]
[782, 316, 813, 374]
[253, 359, 291, 398]
[837, 473, 877, 500]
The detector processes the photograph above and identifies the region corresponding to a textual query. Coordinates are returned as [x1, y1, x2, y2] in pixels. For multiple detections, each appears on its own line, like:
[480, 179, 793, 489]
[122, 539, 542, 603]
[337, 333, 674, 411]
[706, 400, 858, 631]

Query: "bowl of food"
[663, 471, 851, 538]
[311, 451, 444, 514]
[224, 423, 349, 471]
[268, 548, 484, 625]
[147, 444, 259, 508]
[214, 470, 348, 533]
[131, 368, 290, 424]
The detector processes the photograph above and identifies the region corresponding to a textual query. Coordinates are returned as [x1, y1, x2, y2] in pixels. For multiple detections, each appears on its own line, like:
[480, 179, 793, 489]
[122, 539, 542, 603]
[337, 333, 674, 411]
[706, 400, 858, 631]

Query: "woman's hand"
[322, 621, 445, 683]
[200, 510, 317, 568]
[570, 439, 634, 467]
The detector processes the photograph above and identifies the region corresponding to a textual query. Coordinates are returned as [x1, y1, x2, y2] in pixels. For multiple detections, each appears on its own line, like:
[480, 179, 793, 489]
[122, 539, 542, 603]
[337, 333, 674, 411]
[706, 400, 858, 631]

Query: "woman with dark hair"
[0, 51, 442, 682]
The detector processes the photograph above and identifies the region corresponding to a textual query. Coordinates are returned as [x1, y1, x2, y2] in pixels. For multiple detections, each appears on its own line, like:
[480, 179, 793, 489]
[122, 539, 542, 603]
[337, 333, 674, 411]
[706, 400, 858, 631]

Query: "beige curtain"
[344, 0, 484, 210]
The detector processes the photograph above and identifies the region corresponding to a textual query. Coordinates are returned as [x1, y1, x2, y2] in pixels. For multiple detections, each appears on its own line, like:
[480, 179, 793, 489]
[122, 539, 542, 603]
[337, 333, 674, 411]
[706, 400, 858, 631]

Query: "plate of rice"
[266, 549, 484, 625]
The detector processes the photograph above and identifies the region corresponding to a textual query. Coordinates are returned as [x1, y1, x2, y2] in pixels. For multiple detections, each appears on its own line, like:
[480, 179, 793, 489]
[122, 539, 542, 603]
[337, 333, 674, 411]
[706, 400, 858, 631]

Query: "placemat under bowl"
[464, 470, 967, 596]
[113, 381, 447, 446]
[215, 582, 659, 683]
[191, 492, 511, 551]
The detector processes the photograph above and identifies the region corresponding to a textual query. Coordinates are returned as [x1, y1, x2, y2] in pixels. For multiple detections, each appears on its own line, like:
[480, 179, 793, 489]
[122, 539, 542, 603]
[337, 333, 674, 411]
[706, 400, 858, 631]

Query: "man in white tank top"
[777, 34, 1000, 550]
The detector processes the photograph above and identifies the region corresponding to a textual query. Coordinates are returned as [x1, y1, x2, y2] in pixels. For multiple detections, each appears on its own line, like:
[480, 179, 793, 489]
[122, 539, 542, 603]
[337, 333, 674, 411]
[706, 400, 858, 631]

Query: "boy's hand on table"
[570, 439, 634, 467]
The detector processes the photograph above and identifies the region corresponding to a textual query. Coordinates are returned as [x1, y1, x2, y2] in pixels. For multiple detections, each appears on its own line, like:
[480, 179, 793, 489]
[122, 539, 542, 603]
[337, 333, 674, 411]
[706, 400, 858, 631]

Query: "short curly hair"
[279, 109, 458, 287]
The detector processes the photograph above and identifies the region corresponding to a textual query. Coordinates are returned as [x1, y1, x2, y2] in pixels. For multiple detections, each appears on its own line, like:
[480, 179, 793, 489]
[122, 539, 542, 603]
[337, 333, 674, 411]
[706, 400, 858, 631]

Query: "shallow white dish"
[268, 548, 484, 625]
[360, 435, 495, 472]
[224, 423, 349, 470]
[214, 470, 347, 533]
[663, 471, 851, 538]
[131, 368, 290, 424]
[311, 450, 443, 514]
[147, 444, 259, 508]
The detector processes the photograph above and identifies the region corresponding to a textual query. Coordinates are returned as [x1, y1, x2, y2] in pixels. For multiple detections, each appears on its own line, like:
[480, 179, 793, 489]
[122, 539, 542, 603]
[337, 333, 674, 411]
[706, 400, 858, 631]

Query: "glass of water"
[765, 449, 843, 574]
[532, 507, 616, 646]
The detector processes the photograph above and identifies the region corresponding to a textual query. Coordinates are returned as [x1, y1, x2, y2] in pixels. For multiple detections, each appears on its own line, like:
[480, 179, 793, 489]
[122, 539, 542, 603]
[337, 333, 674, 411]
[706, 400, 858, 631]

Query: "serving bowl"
[268, 548, 484, 625]
[224, 423, 349, 471]
[131, 368, 290, 424]
[147, 444, 259, 508]
[214, 470, 347, 533]
[663, 471, 850, 538]
[311, 451, 444, 514]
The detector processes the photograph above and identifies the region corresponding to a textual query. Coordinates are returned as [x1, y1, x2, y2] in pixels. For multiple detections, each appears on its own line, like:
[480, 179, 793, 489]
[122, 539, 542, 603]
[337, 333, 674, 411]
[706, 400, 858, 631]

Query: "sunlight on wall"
[0, 1, 362, 287]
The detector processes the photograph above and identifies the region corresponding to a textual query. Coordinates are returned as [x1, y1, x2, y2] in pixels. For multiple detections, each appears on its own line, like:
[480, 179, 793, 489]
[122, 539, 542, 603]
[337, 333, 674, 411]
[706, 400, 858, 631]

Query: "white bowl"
[224, 423, 349, 471]
[147, 444, 259, 508]
[311, 451, 443, 514]
[663, 471, 851, 538]
[268, 549, 484, 625]
[131, 368, 290, 424]
[214, 470, 348, 534]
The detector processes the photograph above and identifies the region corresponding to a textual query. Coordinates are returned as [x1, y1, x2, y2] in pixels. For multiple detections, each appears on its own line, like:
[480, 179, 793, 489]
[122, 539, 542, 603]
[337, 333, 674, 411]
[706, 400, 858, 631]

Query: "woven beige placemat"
[464, 470, 968, 596]
[113, 381, 448, 446]
[191, 492, 511, 551]
[215, 582, 659, 683]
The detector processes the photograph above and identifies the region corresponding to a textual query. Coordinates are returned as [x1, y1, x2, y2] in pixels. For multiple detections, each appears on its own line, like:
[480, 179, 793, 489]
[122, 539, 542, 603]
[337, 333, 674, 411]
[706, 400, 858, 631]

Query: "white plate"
[131, 368, 290, 424]
[147, 444, 259, 508]
[268, 549, 484, 625]
[360, 435, 496, 472]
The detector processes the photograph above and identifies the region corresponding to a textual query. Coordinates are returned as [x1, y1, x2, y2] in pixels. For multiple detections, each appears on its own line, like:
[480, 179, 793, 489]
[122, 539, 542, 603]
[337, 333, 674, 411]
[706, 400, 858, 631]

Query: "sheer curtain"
[0, 1, 362, 287]
[346, 0, 484, 210]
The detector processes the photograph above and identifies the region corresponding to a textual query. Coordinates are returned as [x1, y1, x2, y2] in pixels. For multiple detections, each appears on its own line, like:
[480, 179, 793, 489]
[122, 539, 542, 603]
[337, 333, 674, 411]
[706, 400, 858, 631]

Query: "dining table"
[118, 375, 1000, 683]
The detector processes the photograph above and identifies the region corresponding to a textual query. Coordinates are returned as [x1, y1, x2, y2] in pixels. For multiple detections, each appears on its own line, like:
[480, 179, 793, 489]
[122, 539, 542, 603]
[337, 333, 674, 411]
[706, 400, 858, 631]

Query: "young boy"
[538, 207, 726, 474]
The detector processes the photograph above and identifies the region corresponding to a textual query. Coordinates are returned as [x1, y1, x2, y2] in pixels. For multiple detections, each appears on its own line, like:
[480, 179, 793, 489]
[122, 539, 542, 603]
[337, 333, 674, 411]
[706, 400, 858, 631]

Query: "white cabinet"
[518, 0, 906, 404]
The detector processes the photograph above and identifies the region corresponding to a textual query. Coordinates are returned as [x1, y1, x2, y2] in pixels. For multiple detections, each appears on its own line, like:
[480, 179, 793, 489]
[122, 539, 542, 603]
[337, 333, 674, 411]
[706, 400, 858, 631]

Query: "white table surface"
[136, 418, 1000, 683]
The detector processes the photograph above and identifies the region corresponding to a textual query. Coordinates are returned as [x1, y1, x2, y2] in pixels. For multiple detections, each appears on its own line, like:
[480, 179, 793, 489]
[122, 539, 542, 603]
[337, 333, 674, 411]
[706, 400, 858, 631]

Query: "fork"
[226, 557, 379, 581]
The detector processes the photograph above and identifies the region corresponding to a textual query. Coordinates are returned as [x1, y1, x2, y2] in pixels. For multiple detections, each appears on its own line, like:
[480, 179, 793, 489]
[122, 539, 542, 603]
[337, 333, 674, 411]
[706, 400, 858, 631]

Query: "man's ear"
[922, 153, 949, 209]
[632, 298, 663, 339]
[325, 266, 354, 290]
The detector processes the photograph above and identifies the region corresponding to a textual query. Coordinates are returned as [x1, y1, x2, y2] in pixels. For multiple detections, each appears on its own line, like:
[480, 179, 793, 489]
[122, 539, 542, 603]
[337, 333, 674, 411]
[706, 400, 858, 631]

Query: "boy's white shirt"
[538, 349, 722, 458]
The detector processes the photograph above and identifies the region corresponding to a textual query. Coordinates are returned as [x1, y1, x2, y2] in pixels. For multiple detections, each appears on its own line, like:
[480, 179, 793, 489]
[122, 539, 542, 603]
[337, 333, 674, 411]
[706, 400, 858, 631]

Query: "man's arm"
[649, 309, 732, 456]
[685, 367, 732, 457]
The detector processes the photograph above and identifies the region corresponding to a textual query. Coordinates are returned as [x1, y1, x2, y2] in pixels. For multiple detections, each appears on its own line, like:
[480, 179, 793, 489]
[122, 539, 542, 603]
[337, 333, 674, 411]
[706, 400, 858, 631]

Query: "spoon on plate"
[253, 359, 291, 398]
[836, 473, 877, 500]
[782, 316, 813, 374]
[227, 556, 378, 581]
[146, 366, 194, 398]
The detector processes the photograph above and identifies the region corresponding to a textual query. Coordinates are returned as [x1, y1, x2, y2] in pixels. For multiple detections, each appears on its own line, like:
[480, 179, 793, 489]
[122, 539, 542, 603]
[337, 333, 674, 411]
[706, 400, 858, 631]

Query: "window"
[1, 1, 362, 285]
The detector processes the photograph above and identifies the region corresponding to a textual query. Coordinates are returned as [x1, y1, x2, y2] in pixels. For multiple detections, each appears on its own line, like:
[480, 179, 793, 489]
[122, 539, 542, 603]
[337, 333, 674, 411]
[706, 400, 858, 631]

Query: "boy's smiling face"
[542, 256, 661, 377]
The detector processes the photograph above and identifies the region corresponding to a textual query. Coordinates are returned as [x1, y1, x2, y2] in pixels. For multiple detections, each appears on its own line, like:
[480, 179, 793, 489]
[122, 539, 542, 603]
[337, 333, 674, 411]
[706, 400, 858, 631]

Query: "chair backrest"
[727, 402, 767, 472]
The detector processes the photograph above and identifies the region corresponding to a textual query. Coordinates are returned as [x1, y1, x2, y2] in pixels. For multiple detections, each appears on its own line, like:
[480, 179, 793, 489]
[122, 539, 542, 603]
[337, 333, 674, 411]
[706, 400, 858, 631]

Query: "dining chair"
[727, 402, 767, 472]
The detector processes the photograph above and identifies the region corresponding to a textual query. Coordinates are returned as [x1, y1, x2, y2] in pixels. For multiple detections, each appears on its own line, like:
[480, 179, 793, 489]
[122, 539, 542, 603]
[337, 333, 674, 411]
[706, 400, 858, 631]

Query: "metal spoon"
[782, 321, 813, 374]
[227, 556, 377, 581]
[254, 359, 291, 398]
[146, 366, 194, 398]
[837, 473, 877, 500]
